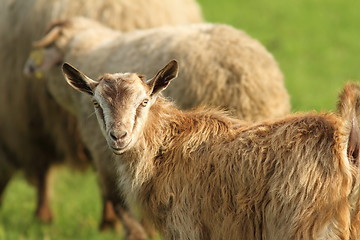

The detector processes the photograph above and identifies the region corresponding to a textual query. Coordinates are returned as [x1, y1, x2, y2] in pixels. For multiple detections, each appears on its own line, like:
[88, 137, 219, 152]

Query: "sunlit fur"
[336, 83, 360, 240]
[77, 63, 360, 240]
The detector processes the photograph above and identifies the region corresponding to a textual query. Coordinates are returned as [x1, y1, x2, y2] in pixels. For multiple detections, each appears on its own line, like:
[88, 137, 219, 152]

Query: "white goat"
[26, 17, 290, 121]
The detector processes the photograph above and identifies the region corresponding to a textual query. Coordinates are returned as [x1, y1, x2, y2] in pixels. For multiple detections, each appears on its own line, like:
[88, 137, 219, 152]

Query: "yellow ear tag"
[29, 49, 45, 79]
[35, 71, 44, 79]
[30, 49, 44, 65]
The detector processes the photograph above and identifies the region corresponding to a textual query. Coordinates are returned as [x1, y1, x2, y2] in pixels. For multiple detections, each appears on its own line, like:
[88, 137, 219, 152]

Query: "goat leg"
[99, 199, 121, 232]
[115, 203, 149, 240]
[34, 169, 53, 223]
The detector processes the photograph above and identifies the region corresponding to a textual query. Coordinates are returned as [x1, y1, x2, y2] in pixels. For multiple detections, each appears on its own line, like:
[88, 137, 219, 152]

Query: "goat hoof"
[99, 219, 121, 233]
[35, 208, 53, 223]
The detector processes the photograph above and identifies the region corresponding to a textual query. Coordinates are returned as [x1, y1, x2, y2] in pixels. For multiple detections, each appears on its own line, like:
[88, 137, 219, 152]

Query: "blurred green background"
[1, 0, 359, 239]
[201, 0, 360, 112]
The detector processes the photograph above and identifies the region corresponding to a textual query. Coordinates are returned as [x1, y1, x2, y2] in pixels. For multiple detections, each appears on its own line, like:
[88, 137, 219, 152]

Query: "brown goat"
[62, 60, 360, 239]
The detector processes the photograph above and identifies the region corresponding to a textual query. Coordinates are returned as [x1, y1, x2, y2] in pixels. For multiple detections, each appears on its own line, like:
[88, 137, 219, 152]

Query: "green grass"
[198, 0, 360, 112]
[1, 0, 360, 239]
[0, 169, 120, 240]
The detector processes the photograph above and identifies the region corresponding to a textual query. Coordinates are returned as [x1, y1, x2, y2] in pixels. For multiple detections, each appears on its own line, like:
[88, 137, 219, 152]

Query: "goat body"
[63, 61, 360, 239]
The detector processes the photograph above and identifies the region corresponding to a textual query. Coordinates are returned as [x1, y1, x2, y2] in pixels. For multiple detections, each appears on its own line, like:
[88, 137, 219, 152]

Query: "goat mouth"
[110, 141, 131, 154]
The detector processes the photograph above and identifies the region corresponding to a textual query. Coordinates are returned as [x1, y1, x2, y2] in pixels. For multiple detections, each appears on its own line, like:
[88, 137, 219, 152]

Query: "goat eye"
[141, 99, 149, 107]
[93, 100, 100, 108]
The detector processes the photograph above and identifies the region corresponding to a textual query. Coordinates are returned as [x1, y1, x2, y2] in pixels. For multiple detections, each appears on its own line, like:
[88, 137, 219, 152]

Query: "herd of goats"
[1, 0, 359, 239]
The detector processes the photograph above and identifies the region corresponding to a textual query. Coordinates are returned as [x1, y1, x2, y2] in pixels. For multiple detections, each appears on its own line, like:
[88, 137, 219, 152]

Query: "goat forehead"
[97, 73, 149, 105]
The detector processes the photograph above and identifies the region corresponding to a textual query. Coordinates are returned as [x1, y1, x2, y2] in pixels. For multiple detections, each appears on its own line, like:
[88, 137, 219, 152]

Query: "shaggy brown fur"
[336, 83, 360, 240]
[63, 61, 360, 239]
[0, 0, 201, 237]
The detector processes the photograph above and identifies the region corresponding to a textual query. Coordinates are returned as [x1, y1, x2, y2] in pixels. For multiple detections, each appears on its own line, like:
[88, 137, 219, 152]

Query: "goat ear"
[148, 60, 179, 96]
[33, 26, 61, 48]
[62, 63, 98, 95]
[33, 20, 68, 48]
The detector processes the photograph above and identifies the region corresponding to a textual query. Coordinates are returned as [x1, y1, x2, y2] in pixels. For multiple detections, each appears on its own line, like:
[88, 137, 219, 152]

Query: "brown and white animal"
[0, 0, 202, 237]
[63, 60, 360, 240]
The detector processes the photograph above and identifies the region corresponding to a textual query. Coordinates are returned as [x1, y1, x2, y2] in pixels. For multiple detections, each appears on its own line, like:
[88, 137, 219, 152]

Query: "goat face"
[62, 60, 179, 155]
[93, 73, 152, 154]
[23, 22, 67, 79]
[23, 47, 64, 79]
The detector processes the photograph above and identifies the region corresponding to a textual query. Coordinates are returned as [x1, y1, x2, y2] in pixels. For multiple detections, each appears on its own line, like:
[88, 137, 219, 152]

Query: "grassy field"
[1, 0, 359, 239]
[199, 0, 360, 112]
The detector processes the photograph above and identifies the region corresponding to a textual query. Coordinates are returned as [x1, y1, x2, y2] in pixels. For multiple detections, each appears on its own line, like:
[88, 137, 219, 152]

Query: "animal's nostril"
[29, 64, 35, 74]
[109, 130, 127, 141]
[119, 130, 127, 139]
[109, 131, 118, 141]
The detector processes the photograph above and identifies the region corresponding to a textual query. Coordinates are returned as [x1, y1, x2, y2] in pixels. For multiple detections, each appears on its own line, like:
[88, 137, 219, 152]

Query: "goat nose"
[109, 130, 127, 141]
[28, 64, 35, 74]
